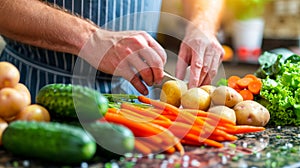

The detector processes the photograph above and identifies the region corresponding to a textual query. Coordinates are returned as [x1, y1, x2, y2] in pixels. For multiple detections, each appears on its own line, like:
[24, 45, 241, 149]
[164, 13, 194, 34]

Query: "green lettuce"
[255, 52, 300, 126]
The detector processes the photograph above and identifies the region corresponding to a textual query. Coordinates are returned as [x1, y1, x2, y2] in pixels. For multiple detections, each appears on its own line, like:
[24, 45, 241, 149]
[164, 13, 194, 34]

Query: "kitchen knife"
[163, 71, 187, 84]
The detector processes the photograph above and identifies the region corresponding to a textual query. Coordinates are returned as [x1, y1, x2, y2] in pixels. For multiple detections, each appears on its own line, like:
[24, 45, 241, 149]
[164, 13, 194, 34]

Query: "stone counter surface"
[0, 126, 299, 168]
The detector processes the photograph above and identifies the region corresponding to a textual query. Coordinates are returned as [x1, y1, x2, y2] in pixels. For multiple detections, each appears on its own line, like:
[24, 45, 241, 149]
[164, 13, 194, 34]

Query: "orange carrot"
[212, 129, 238, 141]
[201, 138, 224, 148]
[236, 77, 254, 89]
[197, 116, 236, 129]
[181, 109, 236, 126]
[136, 138, 162, 153]
[181, 133, 224, 148]
[138, 95, 180, 116]
[248, 79, 263, 95]
[164, 146, 176, 154]
[161, 114, 179, 121]
[227, 75, 241, 89]
[104, 112, 164, 137]
[134, 139, 152, 155]
[107, 108, 119, 113]
[239, 89, 254, 100]
[244, 74, 259, 81]
[174, 141, 185, 156]
[118, 109, 152, 122]
[228, 125, 265, 134]
[121, 102, 171, 122]
[139, 96, 207, 126]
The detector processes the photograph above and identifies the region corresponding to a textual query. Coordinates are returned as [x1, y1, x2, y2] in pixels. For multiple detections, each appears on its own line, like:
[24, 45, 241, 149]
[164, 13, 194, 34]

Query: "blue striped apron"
[0, 0, 162, 102]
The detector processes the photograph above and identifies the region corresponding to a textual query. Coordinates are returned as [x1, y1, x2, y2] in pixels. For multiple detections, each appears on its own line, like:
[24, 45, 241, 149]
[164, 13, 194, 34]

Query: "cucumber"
[36, 83, 108, 121]
[2, 121, 97, 164]
[83, 122, 135, 159]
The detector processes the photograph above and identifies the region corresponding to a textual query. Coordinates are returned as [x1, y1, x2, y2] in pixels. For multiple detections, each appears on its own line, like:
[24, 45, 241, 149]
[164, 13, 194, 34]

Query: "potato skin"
[208, 105, 236, 124]
[200, 85, 216, 96]
[14, 83, 31, 106]
[160, 80, 187, 107]
[181, 87, 211, 111]
[0, 88, 28, 119]
[0, 62, 20, 89]
[233, 100, 270, 126]
[211, 86, 243, 108]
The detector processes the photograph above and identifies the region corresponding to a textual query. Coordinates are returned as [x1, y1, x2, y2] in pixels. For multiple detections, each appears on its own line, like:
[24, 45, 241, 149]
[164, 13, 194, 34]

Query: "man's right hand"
[79, 29, 167, 95]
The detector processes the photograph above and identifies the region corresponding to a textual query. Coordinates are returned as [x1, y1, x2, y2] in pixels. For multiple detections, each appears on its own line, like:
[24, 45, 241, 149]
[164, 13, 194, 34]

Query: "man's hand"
[176, 26, 224, 88]
[79, 29, 167, 95]
[177, 0, 225, 88]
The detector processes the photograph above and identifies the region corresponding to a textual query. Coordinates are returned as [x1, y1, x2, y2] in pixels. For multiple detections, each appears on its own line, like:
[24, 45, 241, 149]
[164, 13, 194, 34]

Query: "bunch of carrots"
[227, 74, 263, 101]
[101, 96, 265, 155]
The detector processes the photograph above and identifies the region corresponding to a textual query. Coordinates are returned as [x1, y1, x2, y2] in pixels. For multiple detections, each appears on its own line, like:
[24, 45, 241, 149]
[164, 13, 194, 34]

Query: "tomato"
[0, 88, 27, 119]
[15, 104, 50, 122]
[0, 117, 8, 145]
[0, 62, 20, 89]
[14, 83, 31, 105]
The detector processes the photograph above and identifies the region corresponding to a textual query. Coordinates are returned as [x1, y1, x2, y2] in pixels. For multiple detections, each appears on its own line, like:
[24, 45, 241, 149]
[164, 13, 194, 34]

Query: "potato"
[160, 80, 187, 107]
[233, 100, 270, 126]
[181, 87, 211, 111]
[0, 117, 8, 145]
[0, 88, 28, 119]
[0, 61, 20, 89]
[15, 104, 50, 122]
[211, 86, 243, 108]
[14, 83, 31, 106]
[208, 105, 236, 124]
[200, 85, 216, 96]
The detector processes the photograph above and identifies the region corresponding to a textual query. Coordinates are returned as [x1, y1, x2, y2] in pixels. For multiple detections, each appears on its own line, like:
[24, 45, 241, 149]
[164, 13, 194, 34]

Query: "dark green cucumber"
[83, 122, 135, 159]
[2, 121, 96, 164]
[36, 83, 108, 121]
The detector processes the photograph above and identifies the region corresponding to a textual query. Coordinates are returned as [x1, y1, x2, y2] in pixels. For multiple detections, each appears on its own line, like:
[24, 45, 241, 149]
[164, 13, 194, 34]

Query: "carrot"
[138, 95, 180, 116]
[197, 116, 236, 129]
[121, 102, 171, 122]
[104, 112, 164, 137]
[239, 89, 254, 100]
[181, 133, 224, 148]
[180, 109, 236, 126]
[248, 79, 262, 95]
[227, 75, 241, 89]
[236, 77, 254, 89]
[137, 138, 162, 152]
[134, 139, 152, 155]
[139, 96, 207, 127]
[228, 125, 265, 134]
[174, 141, 185, 156]
[118, 109, 152, 122]
[161, 114, 178, 121]
[201, 138, 224, 148]
[107, 108, 119, 113]
[164, 146, 176, 154]
[244, 74, 259, 81]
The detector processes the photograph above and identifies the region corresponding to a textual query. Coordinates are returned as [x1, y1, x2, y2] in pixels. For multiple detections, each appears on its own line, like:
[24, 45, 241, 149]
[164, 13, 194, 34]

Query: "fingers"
[201, 45, 224, 85]
[177, 39, 223, 88]
[143, 33, 167, 65]
[189, 47, 204, 88]
[116, 32, 166, 93]
[175, 44, 190, 80]
[114, 61, 149, 95]
[138, 47, 164, 85]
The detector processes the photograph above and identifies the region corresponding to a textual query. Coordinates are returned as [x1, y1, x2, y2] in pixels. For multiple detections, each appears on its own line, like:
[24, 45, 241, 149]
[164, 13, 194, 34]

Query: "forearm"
[181, 0, 224, 35]
[0, 0, 98, 55]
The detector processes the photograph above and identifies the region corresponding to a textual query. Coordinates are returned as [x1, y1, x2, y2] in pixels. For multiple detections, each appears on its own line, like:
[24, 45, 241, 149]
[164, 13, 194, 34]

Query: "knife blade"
[163, 71, 185, 83]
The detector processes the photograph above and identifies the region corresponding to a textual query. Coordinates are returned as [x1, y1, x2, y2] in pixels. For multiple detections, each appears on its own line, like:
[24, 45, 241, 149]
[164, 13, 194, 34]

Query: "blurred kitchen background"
[158, 0, 300, 81]
[0, 0, 299, 82]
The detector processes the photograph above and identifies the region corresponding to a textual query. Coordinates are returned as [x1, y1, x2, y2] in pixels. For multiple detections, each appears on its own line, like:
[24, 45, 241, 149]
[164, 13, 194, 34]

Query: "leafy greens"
[255, 51, 300, 126]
